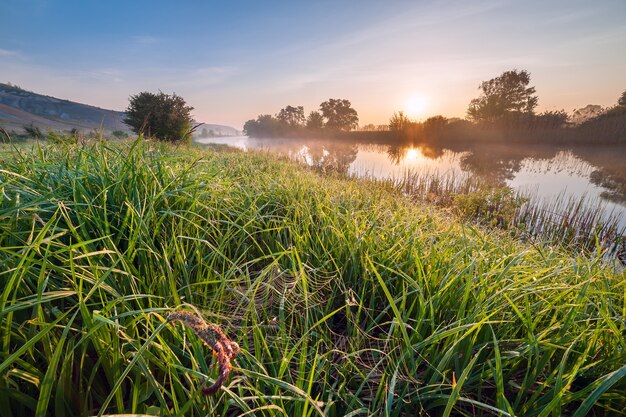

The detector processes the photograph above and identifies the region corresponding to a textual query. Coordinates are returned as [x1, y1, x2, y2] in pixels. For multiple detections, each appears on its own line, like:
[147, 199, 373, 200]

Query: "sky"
[1, 0, 625, 129]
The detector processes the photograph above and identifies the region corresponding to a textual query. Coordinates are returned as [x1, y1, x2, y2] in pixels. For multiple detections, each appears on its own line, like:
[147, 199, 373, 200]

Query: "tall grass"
[514, 192, 625, 260]
[1, 139, 625, 416]
[369, 168, 625, 262]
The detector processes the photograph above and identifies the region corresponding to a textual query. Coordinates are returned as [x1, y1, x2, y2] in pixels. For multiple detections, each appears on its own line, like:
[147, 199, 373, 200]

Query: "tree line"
[243, 99, 359, 137]
[384, 69, 625, 143]
[117, 69, 624, 143]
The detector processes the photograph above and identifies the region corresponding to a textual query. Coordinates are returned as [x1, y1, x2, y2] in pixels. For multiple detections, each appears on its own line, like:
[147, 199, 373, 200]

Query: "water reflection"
[301, 142, 359, 174]
[196, 136, 626, 226]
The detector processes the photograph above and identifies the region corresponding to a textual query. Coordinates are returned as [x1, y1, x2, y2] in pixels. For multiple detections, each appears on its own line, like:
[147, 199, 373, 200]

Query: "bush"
[124, 91, 194, 142]
[111, 130, 129, 139]
[46, 130, 78, 145]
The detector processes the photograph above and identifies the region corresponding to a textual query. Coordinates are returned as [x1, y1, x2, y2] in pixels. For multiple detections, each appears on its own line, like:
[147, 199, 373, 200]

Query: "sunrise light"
[405, 148, 420, 161]
[404, 95, 429, 119]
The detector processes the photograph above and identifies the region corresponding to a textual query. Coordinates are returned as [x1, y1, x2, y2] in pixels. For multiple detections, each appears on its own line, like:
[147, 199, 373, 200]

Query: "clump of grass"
[511, 191, 626, 261]
[0, 139, 625, 416]
[454, 187, 527, 228]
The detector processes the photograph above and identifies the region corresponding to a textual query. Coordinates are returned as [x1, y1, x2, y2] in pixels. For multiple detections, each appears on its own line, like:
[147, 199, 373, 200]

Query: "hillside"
[0, 83, 129, 133]
[0, 83, 240, 137]
[194, 122, 241, 137]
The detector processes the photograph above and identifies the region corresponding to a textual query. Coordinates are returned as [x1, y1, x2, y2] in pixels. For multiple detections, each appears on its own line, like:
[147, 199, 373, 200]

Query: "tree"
[618, 90, 626, 107]
[319, 99, 359, 131]
[423, 115, 448, 134]
[467, 69, 538, 124]
[125, 91, 194, 142]
[388, 111, 411, 131]
[535, 110, 568, 129]
[277, 105, 305, 127]
[306, 111, 324, 130]
[243, 114, 283, 137]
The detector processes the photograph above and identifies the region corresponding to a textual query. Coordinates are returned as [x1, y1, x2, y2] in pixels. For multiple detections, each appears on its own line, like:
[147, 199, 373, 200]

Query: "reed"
[514, 192, 625, 260]
[0, 139, 624, 416]
[369, 168, 625, 262]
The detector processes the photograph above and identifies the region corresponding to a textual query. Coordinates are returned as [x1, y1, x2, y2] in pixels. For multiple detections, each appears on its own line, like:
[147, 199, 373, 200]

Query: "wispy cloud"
[131, 35, 158, 45]
[82, 69, 124, 82]
[182, 66, 240, 86]
[542, 9, 598, 25]
[296, 0, 509, 57]
[0, 48, 20, 57]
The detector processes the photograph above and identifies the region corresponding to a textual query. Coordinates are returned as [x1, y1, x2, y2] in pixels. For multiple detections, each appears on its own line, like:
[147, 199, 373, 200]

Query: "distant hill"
[194, 123, 241, 138]
[0, 83, 129, 133]
[0, 83, 240, 138]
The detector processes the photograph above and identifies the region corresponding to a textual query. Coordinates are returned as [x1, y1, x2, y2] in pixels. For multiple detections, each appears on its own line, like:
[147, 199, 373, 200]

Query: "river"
[196, 136, 626, 231]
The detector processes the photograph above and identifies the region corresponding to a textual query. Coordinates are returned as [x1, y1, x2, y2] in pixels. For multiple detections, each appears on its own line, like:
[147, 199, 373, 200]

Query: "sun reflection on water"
[404, 148, 419, 161]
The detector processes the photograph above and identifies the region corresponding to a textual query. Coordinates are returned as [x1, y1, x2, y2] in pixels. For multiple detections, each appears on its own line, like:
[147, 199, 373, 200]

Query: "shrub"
[125, 91, 194, 142]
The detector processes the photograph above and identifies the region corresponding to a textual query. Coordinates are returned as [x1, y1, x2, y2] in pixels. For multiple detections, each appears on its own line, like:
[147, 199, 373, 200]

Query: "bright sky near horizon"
[1, 0, 625, 129]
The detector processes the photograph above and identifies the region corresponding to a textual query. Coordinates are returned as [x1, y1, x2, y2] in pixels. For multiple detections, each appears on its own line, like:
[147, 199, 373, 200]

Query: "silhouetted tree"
[423, 115, 448, 133]
[243, 114, 284, 137]
[535, 110, 568, 129]
[277, 105, 305, 127]
[618, 90, 626, 107]
[467, 69, 538, 124]
[319, 99, 358, 131]
[306, 111, 324, 130]
[125, 91, 194, 142]
[388, 111, 411, 131]
[576, 92, 626, 142]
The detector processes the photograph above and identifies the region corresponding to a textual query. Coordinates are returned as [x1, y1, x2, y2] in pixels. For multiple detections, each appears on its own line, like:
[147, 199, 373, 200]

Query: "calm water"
[197, 136, 626, 229]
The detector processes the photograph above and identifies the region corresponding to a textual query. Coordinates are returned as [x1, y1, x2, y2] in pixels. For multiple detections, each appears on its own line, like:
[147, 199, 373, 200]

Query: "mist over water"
[197, 136, 626, 229]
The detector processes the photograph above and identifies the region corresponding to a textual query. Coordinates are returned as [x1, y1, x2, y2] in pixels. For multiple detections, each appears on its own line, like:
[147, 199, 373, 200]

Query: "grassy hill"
[0, 83, 129, 133]
[0, 84, 240, 138]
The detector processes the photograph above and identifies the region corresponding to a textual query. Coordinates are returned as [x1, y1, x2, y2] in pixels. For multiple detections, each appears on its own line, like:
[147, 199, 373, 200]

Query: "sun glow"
[405, 148, 419, 160]
[404, 148, 425, 163]
[404, 95, 428, 119]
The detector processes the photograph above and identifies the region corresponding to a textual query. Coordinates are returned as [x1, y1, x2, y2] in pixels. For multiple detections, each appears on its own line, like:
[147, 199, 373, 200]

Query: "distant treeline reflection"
[246, 135, 626, 206]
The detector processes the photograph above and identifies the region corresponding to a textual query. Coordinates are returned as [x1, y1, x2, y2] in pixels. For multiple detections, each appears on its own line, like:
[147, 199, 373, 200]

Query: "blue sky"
[1, 0, 625, 128]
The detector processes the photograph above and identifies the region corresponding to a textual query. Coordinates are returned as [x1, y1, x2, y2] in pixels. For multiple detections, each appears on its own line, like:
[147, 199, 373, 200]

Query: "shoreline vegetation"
[1, 139, 625, 416]
[242, 70, 626, 145]
[242, 108, 626, 145]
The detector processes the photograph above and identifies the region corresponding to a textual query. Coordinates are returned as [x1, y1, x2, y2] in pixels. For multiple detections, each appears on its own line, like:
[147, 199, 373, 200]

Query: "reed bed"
[0, 139, 625, 416]
[374, 168, 625, 262]
[514, 193, 625, 260]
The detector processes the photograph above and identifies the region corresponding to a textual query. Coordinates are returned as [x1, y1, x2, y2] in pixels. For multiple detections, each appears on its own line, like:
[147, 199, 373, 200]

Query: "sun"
[404, 95, 428, 119]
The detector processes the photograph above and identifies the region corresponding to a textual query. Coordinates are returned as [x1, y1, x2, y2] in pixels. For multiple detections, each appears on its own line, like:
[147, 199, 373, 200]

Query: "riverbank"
[1, 140, 625, 416]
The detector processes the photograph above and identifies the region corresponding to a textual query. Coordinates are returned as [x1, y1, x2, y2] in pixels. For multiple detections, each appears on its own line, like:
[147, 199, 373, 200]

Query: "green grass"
[1, 139, 625, 416]
[374, 168, 625, 261]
